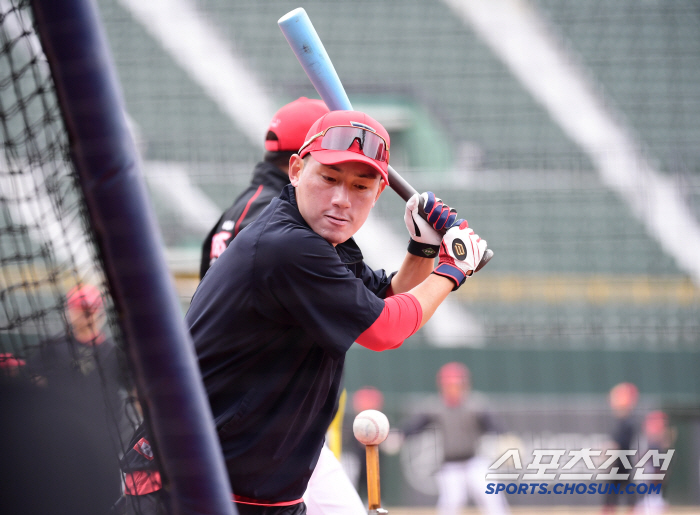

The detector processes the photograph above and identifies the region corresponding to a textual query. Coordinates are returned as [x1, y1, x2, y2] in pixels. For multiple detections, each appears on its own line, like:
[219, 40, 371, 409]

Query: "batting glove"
[432, 220, 487, 290]
[404, 192, 457, 258]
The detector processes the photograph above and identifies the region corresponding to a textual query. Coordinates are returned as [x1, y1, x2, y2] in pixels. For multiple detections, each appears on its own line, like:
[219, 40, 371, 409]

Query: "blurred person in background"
[0, 352, 25, 379]
[27, 283, 126, 411]
[401, 362, 510, 515]
[601, 382, 640, 514]
[633, 410, 675, 515]
[7, 284, 128, 514]
[200, 96, 330, 279]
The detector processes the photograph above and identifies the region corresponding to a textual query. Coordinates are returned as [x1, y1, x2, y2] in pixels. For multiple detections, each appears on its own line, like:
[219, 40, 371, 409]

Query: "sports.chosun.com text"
[486, 482, 662, 496]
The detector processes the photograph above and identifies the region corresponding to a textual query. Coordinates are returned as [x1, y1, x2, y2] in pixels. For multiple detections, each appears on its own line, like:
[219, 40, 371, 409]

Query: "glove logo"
[452, 239, 467, 261]
[422, 248, 437, 257]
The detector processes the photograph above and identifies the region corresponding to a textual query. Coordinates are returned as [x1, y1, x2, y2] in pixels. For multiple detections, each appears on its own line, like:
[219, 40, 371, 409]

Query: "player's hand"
[404, 192, 457, 258]
[432, 220, 487, 290]
[421, 192, 457, 232]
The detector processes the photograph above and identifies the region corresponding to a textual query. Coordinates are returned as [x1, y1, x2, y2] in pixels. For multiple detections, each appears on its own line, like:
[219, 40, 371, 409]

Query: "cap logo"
[350, 121, 377, 133]
[452, 239, 467, 261]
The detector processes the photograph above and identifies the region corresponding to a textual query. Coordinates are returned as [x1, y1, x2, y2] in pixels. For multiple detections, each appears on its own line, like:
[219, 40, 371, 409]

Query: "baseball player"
[601, 382, 640, 514]
[185, 109, 488, 514]
[201, 97, 366, 514]
[24, 284, 127, 510]
[121, 98, 363, 515]
[27, 284, 125, 404]
[633, 410, 675, 515]
[200, 96, 330, 279]
[402, 363, 510, 515]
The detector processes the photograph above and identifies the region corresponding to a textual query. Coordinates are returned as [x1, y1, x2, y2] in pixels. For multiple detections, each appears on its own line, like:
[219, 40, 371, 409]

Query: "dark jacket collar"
[252, 160, 290, 186]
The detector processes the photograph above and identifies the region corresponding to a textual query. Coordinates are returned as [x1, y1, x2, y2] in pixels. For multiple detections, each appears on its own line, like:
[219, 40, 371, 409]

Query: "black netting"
[0, 2, 162, 514]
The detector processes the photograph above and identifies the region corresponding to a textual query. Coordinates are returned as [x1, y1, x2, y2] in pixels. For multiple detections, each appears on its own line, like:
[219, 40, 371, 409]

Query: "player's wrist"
[407, 238, 440, 259]
[432, 263, 466, 291]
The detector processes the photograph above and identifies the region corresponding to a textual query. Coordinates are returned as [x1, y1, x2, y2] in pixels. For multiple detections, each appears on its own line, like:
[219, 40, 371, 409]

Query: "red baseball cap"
[610, 382, 638, 410]
[437, 362, 470, 385]
[265, 97, 330, 152]
[66, 284, 103, 313]
[299, 110, 390, 184]
[0, 353, 25, 369]
[352, 386, 384, 413]
[644, 410, 668, 438]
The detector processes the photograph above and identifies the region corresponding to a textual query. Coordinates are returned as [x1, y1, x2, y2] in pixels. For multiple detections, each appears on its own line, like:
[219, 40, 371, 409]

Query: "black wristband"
[407, 238, 440, 259]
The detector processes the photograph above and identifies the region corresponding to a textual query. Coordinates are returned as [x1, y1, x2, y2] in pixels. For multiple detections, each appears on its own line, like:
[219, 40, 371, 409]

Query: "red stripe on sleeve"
[123, 471, 162, 496]
[234, 184, 264, 236]
[356, 293, 422, 351]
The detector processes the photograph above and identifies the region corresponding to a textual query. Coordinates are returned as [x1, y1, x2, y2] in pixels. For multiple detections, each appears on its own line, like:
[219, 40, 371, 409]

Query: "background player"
[634, 410, 675, 515]
[401, 362, 510, 515]
[185, 109, 487, 514]
[200, 96, 330, 278]
[601, 382, 640, 514]
[23, 284, 127, 512]
[27, 284, 125, 410]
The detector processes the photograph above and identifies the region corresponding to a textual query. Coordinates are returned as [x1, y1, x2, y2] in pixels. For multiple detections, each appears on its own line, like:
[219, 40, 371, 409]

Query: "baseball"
[353, 409, 390, 446]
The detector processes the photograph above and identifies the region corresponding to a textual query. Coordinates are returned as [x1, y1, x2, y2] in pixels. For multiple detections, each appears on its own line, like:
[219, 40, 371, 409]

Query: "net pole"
[29, 0, 235, 513]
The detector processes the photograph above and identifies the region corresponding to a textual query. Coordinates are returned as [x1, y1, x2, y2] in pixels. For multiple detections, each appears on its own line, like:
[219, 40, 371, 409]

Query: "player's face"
[67, 306, 105, 344]
[440, 378, 468, 407]
[289, 154, 385, 245]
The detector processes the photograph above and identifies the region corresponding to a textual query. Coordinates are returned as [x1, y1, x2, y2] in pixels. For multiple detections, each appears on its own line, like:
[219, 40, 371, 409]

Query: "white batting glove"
[405, 193, 442, 243]
[432, 220, 487, 290]
[404, 192, 456, 258]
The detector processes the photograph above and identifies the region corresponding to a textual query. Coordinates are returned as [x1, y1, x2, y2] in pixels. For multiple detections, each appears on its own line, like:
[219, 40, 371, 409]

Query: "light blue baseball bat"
[278, 8, 353, 112]
[278, 8, 493, 270]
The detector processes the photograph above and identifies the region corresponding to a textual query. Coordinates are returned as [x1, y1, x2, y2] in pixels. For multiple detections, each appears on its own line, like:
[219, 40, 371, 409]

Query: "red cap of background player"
[0, 352, 25, 369]
[66, 284, 103, 313]
[352, 386, 384, 413]
[437, 362, 470, 385]
[610, 381, 638, 410]
[299, 110, 390, 184]
[265, 97, 330, 152]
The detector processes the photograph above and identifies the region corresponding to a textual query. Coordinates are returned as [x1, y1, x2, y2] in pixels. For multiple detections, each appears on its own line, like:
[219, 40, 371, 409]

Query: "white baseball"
[353, 409, 390, 446]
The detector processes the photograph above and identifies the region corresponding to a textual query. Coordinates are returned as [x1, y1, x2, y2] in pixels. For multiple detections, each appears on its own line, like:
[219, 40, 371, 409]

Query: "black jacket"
[199, 161, 290, 279]
[187, 184, 390, 502]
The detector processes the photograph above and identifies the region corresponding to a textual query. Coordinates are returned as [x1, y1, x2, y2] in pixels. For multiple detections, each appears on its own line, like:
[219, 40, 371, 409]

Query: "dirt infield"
[387, 506, 698, 515]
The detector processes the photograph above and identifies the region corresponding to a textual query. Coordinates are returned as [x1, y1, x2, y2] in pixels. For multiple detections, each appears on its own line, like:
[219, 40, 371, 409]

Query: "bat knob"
[475, 248, 494, 273]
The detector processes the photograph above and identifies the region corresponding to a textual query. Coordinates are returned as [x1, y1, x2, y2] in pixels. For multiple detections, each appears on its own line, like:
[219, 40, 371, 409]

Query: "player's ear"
[288, 154, 304, 187]
[372, 179, 387, 207]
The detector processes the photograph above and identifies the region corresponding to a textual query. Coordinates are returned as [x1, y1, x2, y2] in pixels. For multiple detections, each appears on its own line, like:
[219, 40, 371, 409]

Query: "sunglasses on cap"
[299, 124, 389, 163]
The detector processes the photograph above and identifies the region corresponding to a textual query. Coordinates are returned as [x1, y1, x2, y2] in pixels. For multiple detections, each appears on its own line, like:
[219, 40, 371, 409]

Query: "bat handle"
[389, 164, 494, 272]
[365, 444, 382, 511]
[387, 164, 418, 201]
